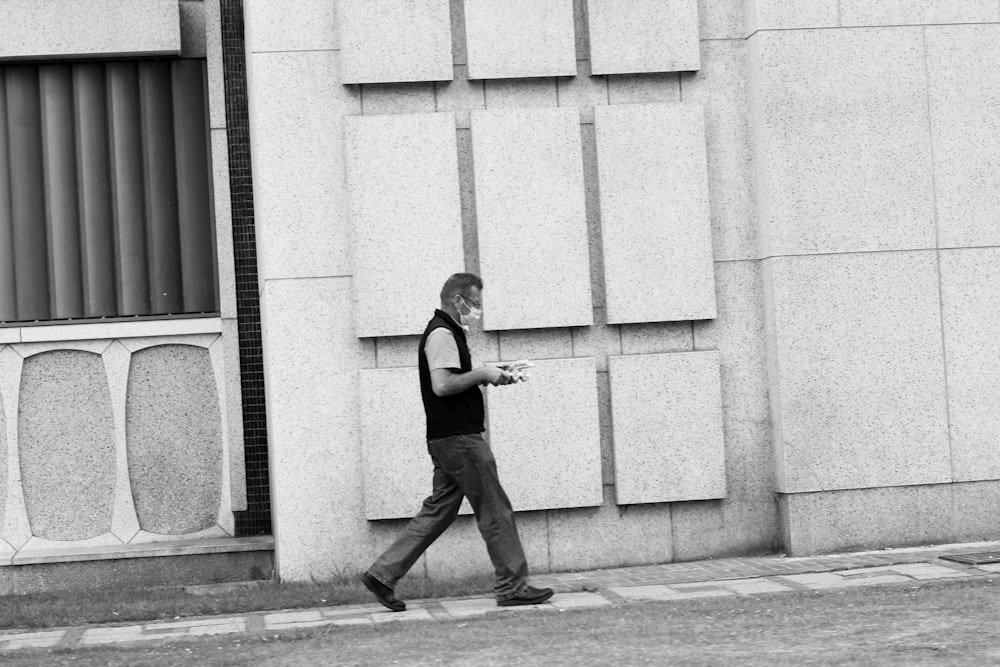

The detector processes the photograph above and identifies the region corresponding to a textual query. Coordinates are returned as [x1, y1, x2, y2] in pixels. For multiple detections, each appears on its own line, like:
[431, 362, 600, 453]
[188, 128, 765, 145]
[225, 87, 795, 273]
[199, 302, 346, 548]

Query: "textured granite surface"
[359, 82, 436, 116]
[926, 25, 1000, 249]
[19, 351, 114, 540]
[683, 40, 756, 262]
[840, 0, 999, 26]
[471, 108, 592, 330]
[587, 0, 699, 75]
[357, 367, 473, 519]
[0, 0, 180, 59]
[486, 357, 603, 511]
[594, 103, 716, 323]
[780, 485, 952, 555]
[750, 28, 934, 257]
[608, 351, 727, 505]
[126, 345, 222, 535]
[745, 0, 838, 32]
[257, 277, 374, 579]
[547, 489, 674, 571]
[243, 0, 338, 52]
[246, 50, 359, 281]
[0, 355, 6, 531]
[765, 252, 950, 493]
[464, 0, 576, 79]
[345, 112, 464, 337]
[940, 248, 1000, 482]
[340, 0, 452, 84]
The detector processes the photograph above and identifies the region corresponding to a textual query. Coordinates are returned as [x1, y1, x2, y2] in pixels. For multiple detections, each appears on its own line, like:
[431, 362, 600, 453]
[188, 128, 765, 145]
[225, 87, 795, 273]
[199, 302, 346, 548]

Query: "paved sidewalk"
[3, 540, 1000, 652]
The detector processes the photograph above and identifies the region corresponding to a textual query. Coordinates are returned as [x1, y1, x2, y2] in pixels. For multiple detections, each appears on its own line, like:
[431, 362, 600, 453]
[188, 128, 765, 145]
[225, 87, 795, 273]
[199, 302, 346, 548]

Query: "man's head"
[440, 272, 483, 330]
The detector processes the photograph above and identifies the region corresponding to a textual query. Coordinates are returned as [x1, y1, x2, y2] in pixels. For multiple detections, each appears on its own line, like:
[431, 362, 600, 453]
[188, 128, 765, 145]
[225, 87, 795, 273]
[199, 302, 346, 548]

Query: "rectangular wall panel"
[0, 0, 180, 60]
[471, 108, 592, 330]
[340, 0, 453, 84]
[609, 352, 727, 505]
[345, 112, 465, 338]
[595, 103, 716, 324]
[464, 0, 576, 79]
[587, 0, 701, 75]
[486, 357, 603, 511]
[358, 367, 472, 520]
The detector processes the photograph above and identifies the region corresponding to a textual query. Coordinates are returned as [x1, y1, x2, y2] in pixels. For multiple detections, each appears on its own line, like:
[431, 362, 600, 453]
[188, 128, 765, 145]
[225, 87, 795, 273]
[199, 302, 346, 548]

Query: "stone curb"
[2, 540, 999, 652]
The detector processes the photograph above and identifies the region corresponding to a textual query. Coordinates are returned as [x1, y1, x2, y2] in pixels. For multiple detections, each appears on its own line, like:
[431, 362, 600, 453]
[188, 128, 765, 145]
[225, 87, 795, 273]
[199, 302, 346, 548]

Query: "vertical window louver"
[0, 59, 218, 325]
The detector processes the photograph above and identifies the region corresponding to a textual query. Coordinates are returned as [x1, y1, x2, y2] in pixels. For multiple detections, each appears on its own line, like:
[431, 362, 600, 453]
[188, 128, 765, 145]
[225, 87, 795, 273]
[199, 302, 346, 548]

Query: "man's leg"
[430, 433, 531, 600]
[367, 444, 464, 591]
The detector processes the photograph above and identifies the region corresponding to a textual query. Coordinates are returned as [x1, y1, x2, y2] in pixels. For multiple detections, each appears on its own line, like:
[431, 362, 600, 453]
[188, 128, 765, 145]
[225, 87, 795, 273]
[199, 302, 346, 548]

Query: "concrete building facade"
[0, 0, 997, 588]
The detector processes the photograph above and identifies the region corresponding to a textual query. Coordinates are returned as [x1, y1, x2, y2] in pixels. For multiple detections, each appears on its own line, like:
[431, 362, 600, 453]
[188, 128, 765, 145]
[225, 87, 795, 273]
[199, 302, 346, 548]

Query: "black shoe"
[360, 572, 406, 612]
[497, 585, 554, 607]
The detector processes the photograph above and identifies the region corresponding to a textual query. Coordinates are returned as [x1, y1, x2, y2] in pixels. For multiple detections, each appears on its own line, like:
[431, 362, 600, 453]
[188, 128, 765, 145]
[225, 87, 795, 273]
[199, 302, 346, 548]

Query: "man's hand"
[481, 365, 515, 386]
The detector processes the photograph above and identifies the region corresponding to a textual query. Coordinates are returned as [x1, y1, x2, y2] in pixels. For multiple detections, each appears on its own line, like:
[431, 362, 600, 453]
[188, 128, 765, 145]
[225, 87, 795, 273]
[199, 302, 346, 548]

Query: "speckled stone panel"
[749, 28, 935, 256]
[358, 367, 472, 519]
[345, 113, 464, 337]
[471, 108, 592, 330]
[940, 248, 1000, 482]
[594, 103, 716, 324]
[587, 0, 700, 75]
[926, 25, 1000, 249]
[765, 252, 950, 493]
[340, 0, 452, 84]
[0, 0, 180, 59]
[608, 352, 727, 505]
[19, 351, 114, 540]
[840, 0, 1000, 26]
[486, 357, 602, 511]
[464, 0, 577, 79]
[127, 345, 222, 535]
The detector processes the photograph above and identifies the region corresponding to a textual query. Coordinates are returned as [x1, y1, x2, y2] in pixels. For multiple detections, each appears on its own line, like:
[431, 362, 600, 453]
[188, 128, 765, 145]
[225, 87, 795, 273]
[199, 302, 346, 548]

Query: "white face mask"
[457, 296, 482, 331]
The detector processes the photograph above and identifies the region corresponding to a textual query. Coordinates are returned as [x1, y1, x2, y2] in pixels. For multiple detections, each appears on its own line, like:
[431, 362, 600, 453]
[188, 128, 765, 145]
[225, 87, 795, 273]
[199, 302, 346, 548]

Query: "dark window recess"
[0, 59, 219, 325]
[222, 0, 272, 537]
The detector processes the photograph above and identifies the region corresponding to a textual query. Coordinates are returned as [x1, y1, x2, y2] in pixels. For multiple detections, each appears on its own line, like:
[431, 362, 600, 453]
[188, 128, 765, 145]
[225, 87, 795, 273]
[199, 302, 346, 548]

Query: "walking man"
[360, 272, 554, 611]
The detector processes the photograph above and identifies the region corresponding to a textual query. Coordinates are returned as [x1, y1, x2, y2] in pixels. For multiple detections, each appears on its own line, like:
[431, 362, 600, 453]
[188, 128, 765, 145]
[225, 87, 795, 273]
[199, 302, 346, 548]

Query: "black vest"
[418, 310, 485, 438]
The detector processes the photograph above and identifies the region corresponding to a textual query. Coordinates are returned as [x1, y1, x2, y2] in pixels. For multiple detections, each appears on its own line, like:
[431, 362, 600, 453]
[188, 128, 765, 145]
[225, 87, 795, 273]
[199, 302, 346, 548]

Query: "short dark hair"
[440, 272, 483, 302]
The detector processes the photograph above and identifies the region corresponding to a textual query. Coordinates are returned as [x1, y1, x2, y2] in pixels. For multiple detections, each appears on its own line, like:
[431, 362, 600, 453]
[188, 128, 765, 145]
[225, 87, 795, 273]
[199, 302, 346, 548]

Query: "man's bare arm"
[430, 366, 512, 397]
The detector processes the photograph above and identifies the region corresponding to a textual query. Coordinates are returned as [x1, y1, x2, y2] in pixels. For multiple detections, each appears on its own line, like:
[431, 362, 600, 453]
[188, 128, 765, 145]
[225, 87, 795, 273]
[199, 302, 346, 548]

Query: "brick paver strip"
[2, 540, 999, 652]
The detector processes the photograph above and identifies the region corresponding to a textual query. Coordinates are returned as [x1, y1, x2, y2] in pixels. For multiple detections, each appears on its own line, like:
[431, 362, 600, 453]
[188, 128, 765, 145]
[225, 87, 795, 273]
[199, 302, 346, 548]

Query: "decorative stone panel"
[594, 103, 716, 324]
[608, 352, 727, 505]
[471, 108, 592, 330]
[587, 0, 700, 75]
[463, 0, 576, 79]
[486, 357, 603, 511]
[339, 0, 453, 84]
[127, 345, 223, 535]
[0, 0, 180, 60]
[18, 350, 115, 540]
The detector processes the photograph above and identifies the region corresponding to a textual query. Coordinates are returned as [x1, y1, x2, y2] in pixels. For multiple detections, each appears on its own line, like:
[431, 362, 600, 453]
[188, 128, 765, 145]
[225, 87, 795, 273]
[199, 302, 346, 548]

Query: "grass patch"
[0, 570, 500, 631]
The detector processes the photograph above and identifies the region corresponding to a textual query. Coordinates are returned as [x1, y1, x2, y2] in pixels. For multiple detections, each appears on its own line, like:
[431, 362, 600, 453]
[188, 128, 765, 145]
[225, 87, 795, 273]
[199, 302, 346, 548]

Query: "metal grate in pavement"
[939, 552, 1000, 565]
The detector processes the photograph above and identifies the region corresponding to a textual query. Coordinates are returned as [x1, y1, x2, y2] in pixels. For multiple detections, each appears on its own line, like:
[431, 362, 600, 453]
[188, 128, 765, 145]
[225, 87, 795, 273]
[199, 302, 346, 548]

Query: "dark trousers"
[367, 432, 529, 600]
